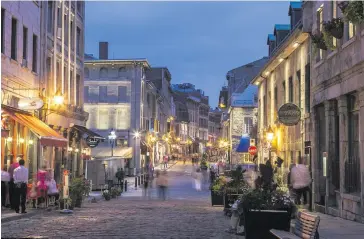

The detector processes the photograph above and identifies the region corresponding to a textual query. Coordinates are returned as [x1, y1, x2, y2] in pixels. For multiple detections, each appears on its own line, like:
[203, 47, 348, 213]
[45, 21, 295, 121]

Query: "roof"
[230, 84, 258, 108]
[290, 1, 302, 9]
[274, 24, 291, 32]
[227, 57, 269, 75]
[84, 58, 151, 68]
[267, 34, 276, 44]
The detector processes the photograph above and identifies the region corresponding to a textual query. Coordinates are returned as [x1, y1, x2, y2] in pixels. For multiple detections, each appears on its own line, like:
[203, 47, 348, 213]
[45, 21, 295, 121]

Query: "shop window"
[316, 6, 324, 62]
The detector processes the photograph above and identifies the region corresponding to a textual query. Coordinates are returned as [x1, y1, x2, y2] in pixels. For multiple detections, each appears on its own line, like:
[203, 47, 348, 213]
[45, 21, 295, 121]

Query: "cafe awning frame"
[71, 125, 105, 140]
[2, 104, 67, 147]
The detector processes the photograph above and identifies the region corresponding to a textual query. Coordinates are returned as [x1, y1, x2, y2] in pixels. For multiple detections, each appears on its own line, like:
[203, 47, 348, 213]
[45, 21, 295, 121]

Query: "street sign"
[86, 136, 100, 148]
[323, 152, 327, 177]
[248, 146, 257, 155]
[277, 103, 301, 126]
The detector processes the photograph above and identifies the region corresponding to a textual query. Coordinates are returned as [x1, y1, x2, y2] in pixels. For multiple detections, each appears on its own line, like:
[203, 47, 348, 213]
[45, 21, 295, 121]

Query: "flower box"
[210, 190, 224, 206]
[243, 209, 291, 239]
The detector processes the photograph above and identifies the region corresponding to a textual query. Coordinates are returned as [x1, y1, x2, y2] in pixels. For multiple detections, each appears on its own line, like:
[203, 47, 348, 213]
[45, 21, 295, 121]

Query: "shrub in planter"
[311, 32, 327, 51]
[323, 18, 344, 39]
[69, 177, 87, 208]
[110, 187, 121, 198]
[103, 190, 111, 201]
[342, 1, 364, 25]
[210, 176, 227, 206]
[59, 198, 73, 210]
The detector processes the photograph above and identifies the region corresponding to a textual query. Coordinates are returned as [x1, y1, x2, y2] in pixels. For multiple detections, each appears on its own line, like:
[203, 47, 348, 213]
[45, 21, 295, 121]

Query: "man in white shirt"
[13, 159, 28, 213]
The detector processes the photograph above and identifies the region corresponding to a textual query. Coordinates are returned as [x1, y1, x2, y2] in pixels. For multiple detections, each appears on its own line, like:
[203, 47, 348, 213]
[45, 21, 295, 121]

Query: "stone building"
[39, 0, 88, 179]
[208, 107, 222, 143]
[172, 83, 209, 154]
[84, 42, 150, 176]
[252, 2, 310, 175]
[303, 1, 364, 221]
[145, 67, 176, 165]
[229, 85, 258, 165]
[1, 1, 87, 182]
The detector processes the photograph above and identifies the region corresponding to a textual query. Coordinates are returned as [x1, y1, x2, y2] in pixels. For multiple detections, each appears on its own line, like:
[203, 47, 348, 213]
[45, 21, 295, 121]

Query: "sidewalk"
[290, 211, 364, 239]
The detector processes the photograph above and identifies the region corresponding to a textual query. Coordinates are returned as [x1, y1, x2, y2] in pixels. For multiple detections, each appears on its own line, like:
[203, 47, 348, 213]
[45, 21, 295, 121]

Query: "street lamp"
[108, 129, 117, 157]
[53, 90, 64, 105]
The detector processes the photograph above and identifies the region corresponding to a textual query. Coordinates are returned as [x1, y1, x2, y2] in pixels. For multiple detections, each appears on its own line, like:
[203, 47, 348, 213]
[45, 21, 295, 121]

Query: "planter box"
[243, 209, 291, 239]
[211, 190, 224, 206]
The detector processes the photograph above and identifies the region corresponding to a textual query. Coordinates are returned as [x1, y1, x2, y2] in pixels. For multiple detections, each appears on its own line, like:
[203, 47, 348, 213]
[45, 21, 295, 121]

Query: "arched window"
[84, 67, 89, 78]
[100, 67, 108, 78]
[118, 67, 126, 76]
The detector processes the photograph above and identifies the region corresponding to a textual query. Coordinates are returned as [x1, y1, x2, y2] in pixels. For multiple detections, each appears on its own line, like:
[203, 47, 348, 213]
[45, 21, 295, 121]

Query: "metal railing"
[345, 159, 361, 193]
[331, 160, 340, 190]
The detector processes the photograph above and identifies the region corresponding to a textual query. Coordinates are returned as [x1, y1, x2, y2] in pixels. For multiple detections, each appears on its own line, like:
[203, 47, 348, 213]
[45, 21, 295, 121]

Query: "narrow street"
[1, 163, 241, 239]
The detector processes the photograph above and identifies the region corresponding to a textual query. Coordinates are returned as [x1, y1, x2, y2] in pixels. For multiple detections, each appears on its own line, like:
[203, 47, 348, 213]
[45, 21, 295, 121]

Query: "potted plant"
[323, 18, 344, 39]
[59, 198, 73, 210]
[103, 189, 111, 201]
[200, 160, 208, 171]
[110, 187, 121, 198]
[238, 163, 294, 239]
[69, 177, 87, 208]
[210, 176, 228, 206]
[311, 32, 327, 51]
[342, 1, 364, 25]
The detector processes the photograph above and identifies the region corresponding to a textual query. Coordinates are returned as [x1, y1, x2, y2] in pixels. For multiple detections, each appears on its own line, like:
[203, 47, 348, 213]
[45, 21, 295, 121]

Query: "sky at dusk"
[85, 1, 291, 107]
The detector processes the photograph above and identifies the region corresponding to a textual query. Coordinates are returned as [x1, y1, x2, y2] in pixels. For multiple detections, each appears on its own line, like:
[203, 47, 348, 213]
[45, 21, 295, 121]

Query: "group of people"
[140, 170, 169, 200]
[1, 157, 59, 214]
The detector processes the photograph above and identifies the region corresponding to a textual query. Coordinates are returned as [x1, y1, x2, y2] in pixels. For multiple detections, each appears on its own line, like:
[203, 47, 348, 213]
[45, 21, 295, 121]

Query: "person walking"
[115, 168, 125, 188]
[8, 157, 21, 209]
[156, 171, 168, 200]
[290, 163, 311, 206]
[13, 159, 28, 213]
[194, 168, 202, 191]
[1, 168, 10, 208]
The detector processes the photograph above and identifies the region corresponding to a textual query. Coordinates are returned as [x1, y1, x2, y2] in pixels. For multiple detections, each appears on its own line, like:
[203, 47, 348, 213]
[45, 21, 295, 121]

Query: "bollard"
[138, 176, 141, 186]
[124, 180, 128, 192]
[135, 177, 137, 190]
[141, 174, 144, 185]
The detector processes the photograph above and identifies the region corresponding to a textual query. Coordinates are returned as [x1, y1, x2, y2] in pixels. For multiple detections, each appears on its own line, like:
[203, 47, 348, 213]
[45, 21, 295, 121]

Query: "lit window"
[349, 22, 355, 39]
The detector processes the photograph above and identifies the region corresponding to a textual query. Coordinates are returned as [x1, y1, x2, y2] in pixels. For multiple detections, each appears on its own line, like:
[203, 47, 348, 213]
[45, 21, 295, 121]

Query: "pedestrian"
[37, 165, 48, 206]
[8, 156, 21, 209]
[163, 155, 168, 169]
[183, 157, 186, 165]
[1, 167, 10, 209]
[46, 175, 59, 205]
[290, 162, 311, 206]
[156, 171, 168, 200]
[143, 173, 149, 199]
[194, 168, 202, 191]
[13, 159, 28, 213]
[209, 166, 216, 183]
[115, 168, 125, 188]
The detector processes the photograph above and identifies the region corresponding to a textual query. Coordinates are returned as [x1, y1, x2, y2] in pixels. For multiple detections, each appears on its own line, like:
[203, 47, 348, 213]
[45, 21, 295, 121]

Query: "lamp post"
[133, 130, 140, 176]
[108, 129, 117, 157]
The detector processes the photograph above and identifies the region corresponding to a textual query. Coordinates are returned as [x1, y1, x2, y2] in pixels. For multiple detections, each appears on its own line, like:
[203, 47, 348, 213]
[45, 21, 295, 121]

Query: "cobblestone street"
[1, 163, 242, 239]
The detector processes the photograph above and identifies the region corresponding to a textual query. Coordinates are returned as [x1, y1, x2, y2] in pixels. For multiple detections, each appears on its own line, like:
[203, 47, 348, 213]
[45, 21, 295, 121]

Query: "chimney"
[99, 42, 108, 60]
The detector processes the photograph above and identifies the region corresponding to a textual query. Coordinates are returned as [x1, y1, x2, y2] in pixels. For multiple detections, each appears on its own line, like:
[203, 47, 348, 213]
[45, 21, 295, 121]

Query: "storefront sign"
[277, 103, 301, 126]
[248, 146, 257, 155]
[18, 98, 44, 110]
[86, 136, 100, 148]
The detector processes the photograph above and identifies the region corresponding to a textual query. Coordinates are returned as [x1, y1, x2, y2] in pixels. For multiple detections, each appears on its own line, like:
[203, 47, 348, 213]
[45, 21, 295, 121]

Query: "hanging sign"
[18, 98, 44, 110]
[277, 103, 301, 126]
[86, 136, 100, 148]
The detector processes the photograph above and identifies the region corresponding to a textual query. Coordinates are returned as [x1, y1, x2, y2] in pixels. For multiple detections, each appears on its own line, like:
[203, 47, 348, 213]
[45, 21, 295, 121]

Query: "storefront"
[1, 105, 67, 179]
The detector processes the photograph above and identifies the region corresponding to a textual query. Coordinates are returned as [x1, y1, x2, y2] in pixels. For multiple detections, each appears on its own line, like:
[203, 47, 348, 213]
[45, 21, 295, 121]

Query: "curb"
[1, 209, 46, 223]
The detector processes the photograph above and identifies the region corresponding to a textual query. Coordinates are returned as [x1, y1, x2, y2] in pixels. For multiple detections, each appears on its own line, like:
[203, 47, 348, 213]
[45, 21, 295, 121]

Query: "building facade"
[252, 2, 310, 181]
[84, 43, 150, 176]
[1, 1, 87, 183]
[172, 83, 209, 154]
[303, 1, 364, 221]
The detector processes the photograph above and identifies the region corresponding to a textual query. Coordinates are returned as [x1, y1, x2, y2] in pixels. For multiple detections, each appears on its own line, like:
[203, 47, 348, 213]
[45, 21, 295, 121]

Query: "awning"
[72, 125, 104, 139]
[2, 105, 67, 147]
[91, 146, 132, 159]
[236, 136, 250, 153]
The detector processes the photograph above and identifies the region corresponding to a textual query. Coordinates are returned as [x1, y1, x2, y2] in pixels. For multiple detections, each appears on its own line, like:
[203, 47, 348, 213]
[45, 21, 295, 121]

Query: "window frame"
[11, 17, 18, 60]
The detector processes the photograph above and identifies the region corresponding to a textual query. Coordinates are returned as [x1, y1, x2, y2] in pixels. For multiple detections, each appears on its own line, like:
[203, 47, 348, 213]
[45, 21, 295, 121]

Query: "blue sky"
[85, 1, 290, 106]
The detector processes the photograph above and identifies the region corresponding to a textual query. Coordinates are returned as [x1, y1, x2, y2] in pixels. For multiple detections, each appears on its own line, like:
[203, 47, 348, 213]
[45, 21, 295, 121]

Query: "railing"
[345, 159, 361, 194]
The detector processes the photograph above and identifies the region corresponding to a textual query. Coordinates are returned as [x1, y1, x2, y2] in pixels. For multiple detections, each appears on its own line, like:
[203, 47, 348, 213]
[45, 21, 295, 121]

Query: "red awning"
[2, 105, 67, 147]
